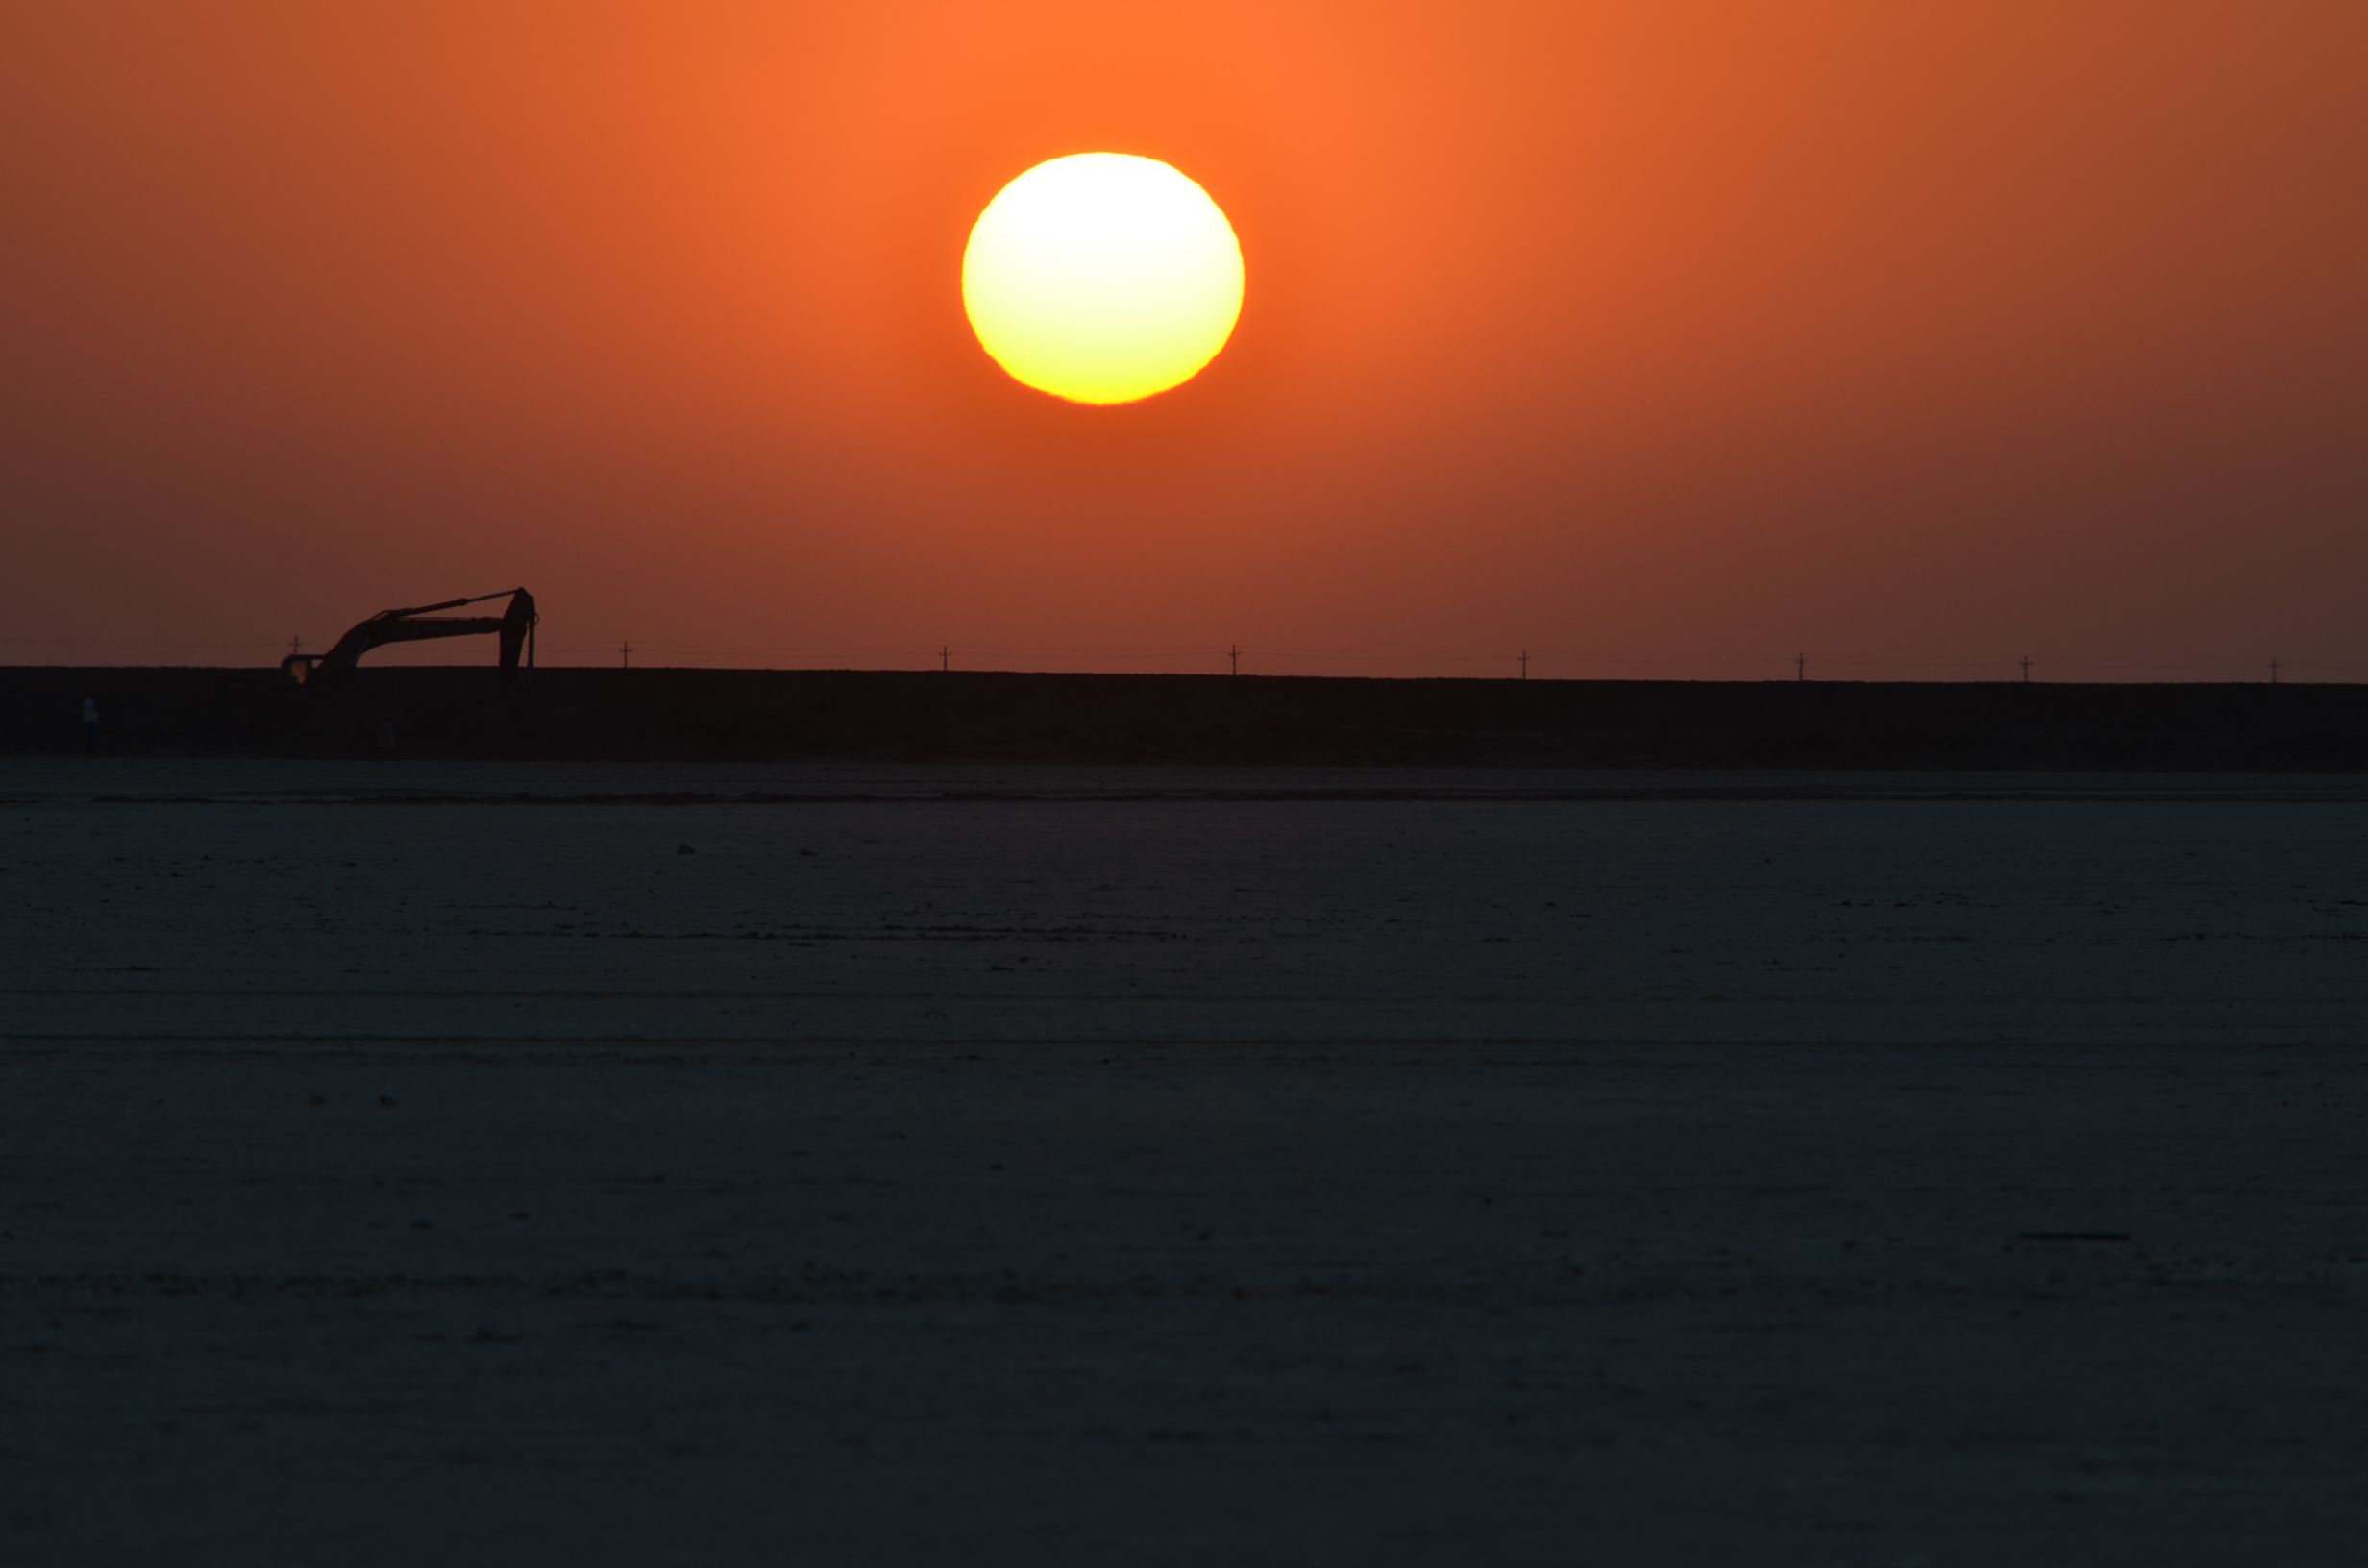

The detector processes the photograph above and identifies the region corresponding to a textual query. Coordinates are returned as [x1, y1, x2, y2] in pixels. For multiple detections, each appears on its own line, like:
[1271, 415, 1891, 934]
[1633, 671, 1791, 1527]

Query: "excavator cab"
[284, 588, 537, 688]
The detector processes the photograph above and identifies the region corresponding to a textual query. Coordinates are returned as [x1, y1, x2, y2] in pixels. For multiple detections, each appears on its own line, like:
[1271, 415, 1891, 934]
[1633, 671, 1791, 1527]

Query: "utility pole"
[289, 634, 303, 658]
[2270, 656, 2281, 684]
[1795, 652, 1806, 683]
[620, 641, 631, 670]
[1518, 649, 1529, 680]
[2020, 654, 2032, 684]
[1228, 644, 1240, 676]
[939, 645, 950, 673]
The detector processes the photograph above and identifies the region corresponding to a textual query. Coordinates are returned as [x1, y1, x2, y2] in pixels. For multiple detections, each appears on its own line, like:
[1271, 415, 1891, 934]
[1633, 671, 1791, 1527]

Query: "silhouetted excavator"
[282, 588, 537, 688]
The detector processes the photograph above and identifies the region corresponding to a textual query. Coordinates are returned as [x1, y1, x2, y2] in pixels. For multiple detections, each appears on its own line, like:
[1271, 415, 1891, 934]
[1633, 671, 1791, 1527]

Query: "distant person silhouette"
[81, 695, 98, 753]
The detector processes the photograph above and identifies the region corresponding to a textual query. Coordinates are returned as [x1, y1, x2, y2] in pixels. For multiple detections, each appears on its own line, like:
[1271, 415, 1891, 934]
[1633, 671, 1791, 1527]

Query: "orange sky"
[5, 0, 2363, 678]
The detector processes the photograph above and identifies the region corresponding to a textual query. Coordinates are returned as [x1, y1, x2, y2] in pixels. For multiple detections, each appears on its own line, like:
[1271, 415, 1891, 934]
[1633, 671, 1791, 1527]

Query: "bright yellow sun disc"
[962, 153, 1244, 405]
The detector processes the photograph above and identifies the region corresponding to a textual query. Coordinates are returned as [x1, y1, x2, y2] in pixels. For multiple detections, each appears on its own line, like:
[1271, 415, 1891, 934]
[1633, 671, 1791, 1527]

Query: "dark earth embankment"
[7, 666, 2366, 770]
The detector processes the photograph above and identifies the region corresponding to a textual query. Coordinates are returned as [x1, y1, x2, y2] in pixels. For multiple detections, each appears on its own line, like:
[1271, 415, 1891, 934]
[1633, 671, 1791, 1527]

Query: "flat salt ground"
[2, 761, 2365, 1564]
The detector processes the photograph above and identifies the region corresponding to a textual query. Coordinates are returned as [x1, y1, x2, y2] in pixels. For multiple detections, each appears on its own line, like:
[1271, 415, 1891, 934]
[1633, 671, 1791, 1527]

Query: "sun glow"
[961, 153, 1245, 405]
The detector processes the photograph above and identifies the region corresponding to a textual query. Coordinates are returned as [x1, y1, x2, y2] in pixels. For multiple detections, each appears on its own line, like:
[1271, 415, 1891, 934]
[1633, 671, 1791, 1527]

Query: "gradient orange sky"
[5, 1, 2363, 678]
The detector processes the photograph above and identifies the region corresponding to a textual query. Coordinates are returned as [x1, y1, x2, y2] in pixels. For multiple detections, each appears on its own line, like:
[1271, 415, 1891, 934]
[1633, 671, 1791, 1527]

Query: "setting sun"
[961, 153, 1245, 405]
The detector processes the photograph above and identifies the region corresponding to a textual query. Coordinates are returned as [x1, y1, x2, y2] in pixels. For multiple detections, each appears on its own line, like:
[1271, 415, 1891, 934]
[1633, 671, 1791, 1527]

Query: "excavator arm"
[284, 588, 536, 686]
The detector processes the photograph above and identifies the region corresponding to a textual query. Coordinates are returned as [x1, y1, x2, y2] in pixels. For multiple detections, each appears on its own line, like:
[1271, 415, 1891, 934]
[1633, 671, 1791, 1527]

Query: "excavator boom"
[284, 587, 536, 687]
[369, 590, 522, 622]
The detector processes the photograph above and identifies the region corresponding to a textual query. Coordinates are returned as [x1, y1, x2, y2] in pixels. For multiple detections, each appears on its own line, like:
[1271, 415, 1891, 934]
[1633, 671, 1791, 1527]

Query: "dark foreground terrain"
[3, 759, 2365, 1564]
[10, 665, 2368, 770]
